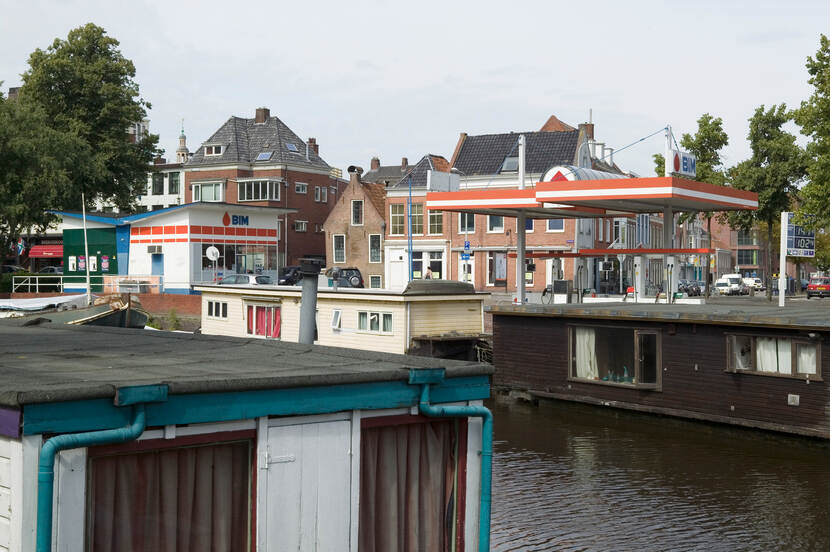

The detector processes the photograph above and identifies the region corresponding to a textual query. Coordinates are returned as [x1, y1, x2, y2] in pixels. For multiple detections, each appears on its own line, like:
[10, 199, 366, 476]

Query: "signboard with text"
[785, 212, 815, 257]
[667, 148, 697, 178]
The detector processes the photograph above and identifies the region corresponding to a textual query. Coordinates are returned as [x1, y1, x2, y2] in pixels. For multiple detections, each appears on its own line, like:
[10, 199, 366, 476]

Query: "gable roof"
[363, 181, 386, 216]
[452, 130, 580, 176]
[186, 115, 331, 171]
[388, 155, 450, 190]
[539, 115, 576, 132]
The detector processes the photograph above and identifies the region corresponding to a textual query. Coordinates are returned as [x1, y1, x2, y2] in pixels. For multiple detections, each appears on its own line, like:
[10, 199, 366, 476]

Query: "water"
[489, 399, 830, 552]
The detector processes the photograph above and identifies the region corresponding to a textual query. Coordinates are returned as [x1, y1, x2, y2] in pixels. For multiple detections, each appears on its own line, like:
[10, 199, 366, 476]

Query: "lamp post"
[407, 174, 413, 281]
[450, 168, 470, 284]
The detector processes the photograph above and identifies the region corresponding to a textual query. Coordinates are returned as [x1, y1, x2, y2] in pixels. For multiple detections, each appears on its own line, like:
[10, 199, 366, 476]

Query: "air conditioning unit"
[148, 245, 162, 254]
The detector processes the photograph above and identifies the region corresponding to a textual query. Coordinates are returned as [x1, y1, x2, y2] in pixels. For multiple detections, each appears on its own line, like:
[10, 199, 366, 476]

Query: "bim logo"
[222, 212, 250, 226]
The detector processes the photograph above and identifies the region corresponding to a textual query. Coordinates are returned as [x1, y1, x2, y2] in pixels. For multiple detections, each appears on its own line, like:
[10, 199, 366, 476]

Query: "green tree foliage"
[652, 153, 665, 176]
[795, 34, 830, 228]
[20, 23, 159, 211]
[815, 231, 830, 272]
[0, 93, 89, 258]
[727, 104, 807, 299]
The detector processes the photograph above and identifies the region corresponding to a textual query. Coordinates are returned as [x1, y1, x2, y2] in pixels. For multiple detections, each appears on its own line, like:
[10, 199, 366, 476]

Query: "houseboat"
[194, 279, 489, 359]
[491, 302, 829, 439]
[0, 319, 493, 551]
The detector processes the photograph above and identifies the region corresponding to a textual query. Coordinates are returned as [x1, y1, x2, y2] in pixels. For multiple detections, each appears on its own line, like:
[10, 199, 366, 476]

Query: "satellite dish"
[206, 246, 220, 262]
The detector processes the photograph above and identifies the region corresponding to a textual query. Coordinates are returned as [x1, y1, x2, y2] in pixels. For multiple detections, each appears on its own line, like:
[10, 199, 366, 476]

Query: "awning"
[28, 245, 63, 258]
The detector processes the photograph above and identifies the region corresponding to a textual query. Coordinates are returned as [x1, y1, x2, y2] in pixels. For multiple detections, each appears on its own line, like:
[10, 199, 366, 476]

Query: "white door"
[263, 419, 352, 551]
[458, 253, 474, 284]
[388, 248, 407, 290]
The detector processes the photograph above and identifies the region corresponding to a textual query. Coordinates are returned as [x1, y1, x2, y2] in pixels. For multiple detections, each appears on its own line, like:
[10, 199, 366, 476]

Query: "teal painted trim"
[115, 384, 168, 406]
[408, 368, 446, 385]
[23, 376, 490, 436]
[417, 383, 493, 552]
[37, 405, 147, 552]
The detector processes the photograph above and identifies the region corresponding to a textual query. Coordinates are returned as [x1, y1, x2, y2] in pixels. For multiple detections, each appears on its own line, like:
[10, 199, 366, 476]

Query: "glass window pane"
[382, 313, 392, 332]
[358, 311, 367, 330]
[548, 219, 564, 231]
[639, 333, 657, 384]
[369, 312, 380, 331]
[797, 343, 817, 375]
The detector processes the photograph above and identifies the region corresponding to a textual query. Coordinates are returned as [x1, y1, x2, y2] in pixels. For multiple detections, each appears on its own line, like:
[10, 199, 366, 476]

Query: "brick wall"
[10, 292, 201, 316]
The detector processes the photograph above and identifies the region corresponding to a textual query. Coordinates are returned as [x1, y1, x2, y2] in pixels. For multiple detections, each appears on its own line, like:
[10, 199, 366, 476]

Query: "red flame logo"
[222, 212, 231, 226]
[673, 153, 681, 173]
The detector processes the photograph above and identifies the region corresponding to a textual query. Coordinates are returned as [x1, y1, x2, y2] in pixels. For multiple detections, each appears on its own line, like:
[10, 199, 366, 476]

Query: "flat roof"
[195, 280, 489, 298]
[488, 301, 830, 331]
[0, 321, 492, 407]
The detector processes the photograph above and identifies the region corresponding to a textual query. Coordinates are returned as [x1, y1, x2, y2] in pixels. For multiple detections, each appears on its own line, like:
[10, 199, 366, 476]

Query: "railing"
[11, 275, 69, 293]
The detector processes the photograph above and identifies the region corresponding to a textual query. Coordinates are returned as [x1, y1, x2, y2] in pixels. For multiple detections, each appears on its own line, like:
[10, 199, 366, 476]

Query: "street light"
[450, 168, 471, 283]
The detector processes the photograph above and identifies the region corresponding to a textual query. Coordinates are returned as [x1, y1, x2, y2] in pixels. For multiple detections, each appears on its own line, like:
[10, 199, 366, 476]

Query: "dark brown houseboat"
[491, 302, 829, 439]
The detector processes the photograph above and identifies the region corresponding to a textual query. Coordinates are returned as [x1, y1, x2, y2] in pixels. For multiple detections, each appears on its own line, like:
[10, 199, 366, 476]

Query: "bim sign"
[669, 149, 696, 178]
[222, 212, 250, 226]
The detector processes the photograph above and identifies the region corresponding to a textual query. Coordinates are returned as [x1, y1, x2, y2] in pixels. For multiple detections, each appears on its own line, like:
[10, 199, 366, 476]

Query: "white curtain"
[575, 327, 598, 379]
[756, 337, 791, 374]
[732, 336, 752, 371]
[797, 344, 817, 375]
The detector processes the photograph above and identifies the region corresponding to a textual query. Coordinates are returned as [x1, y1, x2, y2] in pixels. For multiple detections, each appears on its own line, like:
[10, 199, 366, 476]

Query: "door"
[459, 253, 474, 284]
[388, 248, 407, 290]
[263, 419, 352, 551]
[151, 253, 164, 292]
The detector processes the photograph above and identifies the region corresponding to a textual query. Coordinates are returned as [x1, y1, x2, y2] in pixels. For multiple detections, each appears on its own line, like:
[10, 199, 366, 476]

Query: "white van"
[721, 273, 746, 295]
[714, 278, 732, 295]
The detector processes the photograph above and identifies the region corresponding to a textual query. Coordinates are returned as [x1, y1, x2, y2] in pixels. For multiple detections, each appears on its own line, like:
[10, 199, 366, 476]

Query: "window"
[285, 143, 299, 153]
[428, 210, 443, 234]
[369, 234, 382, 263]
[409, 204, 424, 234]
[331, 309, 342, 329]
[256, 151, 273, 161]
[207, 300, 228, 319]
[151, 173, 164, 195]
[246, 304, 281, 338]
[487, 251, 507, 285]
[547, 219, 564, 232]
[369, 275, 382, 288]
[204, 145, 223, 156]
[238, 180, 280, 201]
[411, 251, 443, 279]
[314, 186, 320, 201]
[314, 186, 328, 202]
[525, 263, 534, 285]
[294, 220, 307, 232]
[333, 234, 345, 263]
[488, 215, 504, 233]
[737, 249, 759, 265]
[193, 182, 222, 202]
[727, 335, 820, 379]
[459, 212, 475, 233]
[737, 230, 757, 246]
[570, 326, 660, 388]
[500, 156, 519, 172]
[87, 439, 251, 551]
[390, 204, 405, 235]
[352, 200, 364, 225]
[524, 218, 534, 232]
[295, 182, 308, 194]
[598, 218, 603, 241]
[168, 172, 179, 195]
[358, 311, 392, 334]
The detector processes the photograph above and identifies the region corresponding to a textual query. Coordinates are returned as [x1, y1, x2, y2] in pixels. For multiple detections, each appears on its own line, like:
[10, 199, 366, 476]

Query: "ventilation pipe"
[298, 257, 323, 344]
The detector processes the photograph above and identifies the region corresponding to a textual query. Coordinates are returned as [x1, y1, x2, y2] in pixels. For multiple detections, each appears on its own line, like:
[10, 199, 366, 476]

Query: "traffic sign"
[461, 253, 470, 260]
[464, 241, 471, 250]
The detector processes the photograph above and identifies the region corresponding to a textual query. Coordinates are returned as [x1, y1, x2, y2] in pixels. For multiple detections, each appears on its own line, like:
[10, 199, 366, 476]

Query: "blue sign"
[786, 213, 815, 257]
[231, 215, 249, 226]
[461, 253, 471, 261]
[464, 241, 470, 250]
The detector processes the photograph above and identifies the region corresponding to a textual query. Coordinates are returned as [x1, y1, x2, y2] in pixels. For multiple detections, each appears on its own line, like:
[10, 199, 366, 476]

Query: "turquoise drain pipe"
[410, 370, 493, 552]
[36, 385, 167, 552]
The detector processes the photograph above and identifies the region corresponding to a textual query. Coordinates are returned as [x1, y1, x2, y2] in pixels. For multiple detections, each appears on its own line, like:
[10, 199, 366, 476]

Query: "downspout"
[36, 385, 167, 552]
[410, 369, 492, 552]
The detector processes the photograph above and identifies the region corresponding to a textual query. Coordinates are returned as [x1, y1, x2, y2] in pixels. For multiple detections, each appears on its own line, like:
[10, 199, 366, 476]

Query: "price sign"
[785, 212, 815, 257]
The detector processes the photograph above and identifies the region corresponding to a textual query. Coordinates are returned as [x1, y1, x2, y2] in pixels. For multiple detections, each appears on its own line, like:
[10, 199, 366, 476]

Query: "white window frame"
[459, 253, 474, 284]
[547, 218, 565, 233]
[357, 310, 393, 335]
[294, 220, 308, 232]
[238, 179, 280, 202]
[295, 182, 308, 194]
[369, 275, 382, 288]
[206, 300, 228, 319]
[487, 215, 504, 233]
[320, 186, 328, 202]
[331, 309, 342, 330]
[204, 145, 223, 156]
[409, 204, 424, 235]
[428, 210, 443, 235]
[333, 234, 346, 263]
[192, 181, 223, 202]
[314, 186, 321, 202]
[244, 302, 281, 339]
[389, 204, 405, 236]
[369, 234, 382, 263]
[351, 200, 364, 226]
[459, 212, 475, 234]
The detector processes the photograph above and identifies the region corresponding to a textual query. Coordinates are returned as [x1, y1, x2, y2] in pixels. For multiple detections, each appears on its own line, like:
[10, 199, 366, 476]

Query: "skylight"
[285, 143, 299, 153]
[501, 156, 519, 172]
[256, 151, 273, 161]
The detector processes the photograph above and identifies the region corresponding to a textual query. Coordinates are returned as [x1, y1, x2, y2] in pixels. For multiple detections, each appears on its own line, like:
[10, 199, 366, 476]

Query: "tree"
[726, 104, 807, 300]
[20, 23, 159, 211]
[795, 34, 830, 227]
[0, 93, 90, 259]
[652, 153, 665, 177]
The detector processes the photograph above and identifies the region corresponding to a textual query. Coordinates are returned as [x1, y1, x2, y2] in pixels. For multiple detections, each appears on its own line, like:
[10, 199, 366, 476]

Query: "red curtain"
[88, 441, 250, 552]
[359, 421, 456, 552]
[271, 307, 281, 338]
[246, 305, 253, 334]
[256, 307, 268, 336]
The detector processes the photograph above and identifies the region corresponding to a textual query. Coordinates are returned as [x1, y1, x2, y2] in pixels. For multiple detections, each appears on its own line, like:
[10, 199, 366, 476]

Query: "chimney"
[255, 107, 270, 124]
[307, 137, 319, 155]
[588, 139, 596, 158]
[154, 156, 167, 165]
[595, 142, 605, 160]
[7, 87, 20, 101]
[578, 122, 595, 140]
[401, 157, 408, 171]
[606, 147, 614, 166]
[371, 157, 380, 170]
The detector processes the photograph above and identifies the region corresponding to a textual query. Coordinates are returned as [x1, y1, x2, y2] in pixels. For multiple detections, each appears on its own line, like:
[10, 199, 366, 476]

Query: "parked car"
[1, 264, 26, 273]
[278, 265, 303, 286]
[714, 279, 731, 295]
[325, 267, 364, 288]
[39, 265, 63, 274]
[217, 274, 273, 285]
[806, 277, 830, 299]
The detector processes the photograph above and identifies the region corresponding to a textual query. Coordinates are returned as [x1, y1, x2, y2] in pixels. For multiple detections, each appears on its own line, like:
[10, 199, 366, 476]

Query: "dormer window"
[205, 145, 223, 156]
[500, 156, 519, 172]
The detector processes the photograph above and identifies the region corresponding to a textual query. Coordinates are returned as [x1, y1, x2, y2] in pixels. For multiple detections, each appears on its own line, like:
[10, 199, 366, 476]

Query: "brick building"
[323, 167, 387, 288]
[184, 107, 346, 266]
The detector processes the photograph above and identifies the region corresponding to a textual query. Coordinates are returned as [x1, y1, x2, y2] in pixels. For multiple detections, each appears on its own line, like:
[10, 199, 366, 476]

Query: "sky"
[2, 0, 828, 178]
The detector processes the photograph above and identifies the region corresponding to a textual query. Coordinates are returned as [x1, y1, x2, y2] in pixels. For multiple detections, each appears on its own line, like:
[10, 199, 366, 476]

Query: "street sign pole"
[779, 211, 787, 308]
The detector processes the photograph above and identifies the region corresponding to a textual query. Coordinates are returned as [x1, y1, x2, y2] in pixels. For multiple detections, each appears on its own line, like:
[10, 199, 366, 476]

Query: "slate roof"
[388, 155, 450, 190]
[362, 165, 409, 185]
[0, 321, 492, 407]
[186, 115, 331, 171]
[453, 130, 580, 176]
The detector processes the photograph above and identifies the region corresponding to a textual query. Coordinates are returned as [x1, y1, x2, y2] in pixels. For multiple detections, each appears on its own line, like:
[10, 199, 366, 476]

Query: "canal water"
[489, 399, 830, 551]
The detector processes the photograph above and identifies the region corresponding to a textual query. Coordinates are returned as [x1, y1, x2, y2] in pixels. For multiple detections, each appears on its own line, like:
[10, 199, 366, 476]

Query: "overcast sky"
[3, 0, 828, 178]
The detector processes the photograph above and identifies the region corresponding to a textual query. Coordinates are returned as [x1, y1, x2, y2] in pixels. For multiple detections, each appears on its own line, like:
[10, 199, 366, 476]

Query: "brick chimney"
[371, 157, 380, 170]
[255, 107, 270, 124]
[307, 137, 319, 155]
[153, 156, 167, 165]
[578, 122, 595, 140]
[401, 157, 408, 171]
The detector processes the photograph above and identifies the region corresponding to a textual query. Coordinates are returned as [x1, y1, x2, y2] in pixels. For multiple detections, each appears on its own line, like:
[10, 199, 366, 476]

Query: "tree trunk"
[767, 219, 776, 301]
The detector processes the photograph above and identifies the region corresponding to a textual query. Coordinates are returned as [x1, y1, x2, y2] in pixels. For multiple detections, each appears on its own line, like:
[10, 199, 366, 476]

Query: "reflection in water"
[489, 399, 830, 552]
